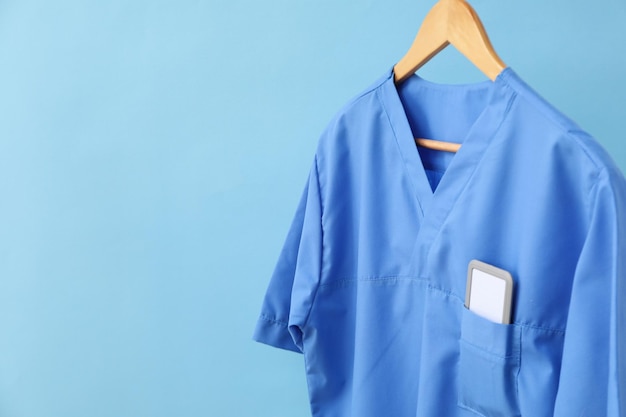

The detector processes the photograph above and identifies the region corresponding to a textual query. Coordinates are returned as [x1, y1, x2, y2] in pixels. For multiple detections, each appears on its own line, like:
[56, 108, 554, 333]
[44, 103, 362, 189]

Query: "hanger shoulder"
[447, 0, 506, 81]
[393, 0, 506, 84]
[393, 0, 506, 153]
[394, 1, 448, 84]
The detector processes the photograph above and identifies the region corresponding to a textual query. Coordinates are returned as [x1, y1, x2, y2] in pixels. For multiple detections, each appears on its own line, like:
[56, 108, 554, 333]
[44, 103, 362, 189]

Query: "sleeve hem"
[252, 315, 302, 354]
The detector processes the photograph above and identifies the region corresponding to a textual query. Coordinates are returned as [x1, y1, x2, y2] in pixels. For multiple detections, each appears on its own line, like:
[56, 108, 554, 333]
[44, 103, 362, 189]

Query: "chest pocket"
[457, 307, 522, 417]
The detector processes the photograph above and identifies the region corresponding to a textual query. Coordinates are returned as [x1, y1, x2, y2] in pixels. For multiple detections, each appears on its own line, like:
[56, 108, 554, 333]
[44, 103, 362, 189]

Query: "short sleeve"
[553, 167, 626, 415]
[252, 156, 323, 353]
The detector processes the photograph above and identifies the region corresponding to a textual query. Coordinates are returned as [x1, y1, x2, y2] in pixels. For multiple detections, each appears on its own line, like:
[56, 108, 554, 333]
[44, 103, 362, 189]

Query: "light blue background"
[0, 1, 624, 416]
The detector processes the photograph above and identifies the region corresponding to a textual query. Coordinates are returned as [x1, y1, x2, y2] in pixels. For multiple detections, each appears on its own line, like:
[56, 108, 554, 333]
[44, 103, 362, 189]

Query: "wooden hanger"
[393, 0, 506, 153]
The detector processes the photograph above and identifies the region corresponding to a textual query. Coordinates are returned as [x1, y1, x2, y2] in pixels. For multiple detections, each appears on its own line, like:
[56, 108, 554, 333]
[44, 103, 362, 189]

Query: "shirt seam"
[322, 71, 392, 128]
[258, 314, 289, 327]
[318, 275, 429, 289]
[456, 403, 490, 417]
[317, 275, 567, 334]
[500, 74, 604, 172]
[348, 73, 391, 105]
[301, 155, 324, 330]
[585, 167, 606, 223]
[418, 90, 518, 285]
[376, 87, 427, 216]
[563, 130, 604, 173]
[395, 86, 518, 289]
[460, 339, 518, 360]
[498, 69, 577, 136]
[612, 170, 626, 415]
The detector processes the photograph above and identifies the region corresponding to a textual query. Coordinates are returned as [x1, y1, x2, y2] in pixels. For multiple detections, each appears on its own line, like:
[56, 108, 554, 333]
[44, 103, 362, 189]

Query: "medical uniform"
[253, 67, 626, 416]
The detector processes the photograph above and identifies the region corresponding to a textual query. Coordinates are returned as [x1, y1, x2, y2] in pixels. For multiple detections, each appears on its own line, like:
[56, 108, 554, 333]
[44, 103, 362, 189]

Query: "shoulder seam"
[339, 73, 392, 111]
[510, 88, 604, 172]
[301, 155, 324, 330]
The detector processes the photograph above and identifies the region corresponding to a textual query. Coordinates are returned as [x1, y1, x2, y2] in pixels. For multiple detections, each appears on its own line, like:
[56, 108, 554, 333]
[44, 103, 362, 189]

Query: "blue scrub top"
[253, 67, 626, 416]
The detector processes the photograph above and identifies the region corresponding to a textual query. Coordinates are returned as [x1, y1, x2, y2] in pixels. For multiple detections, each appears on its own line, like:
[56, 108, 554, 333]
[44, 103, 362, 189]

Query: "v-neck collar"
[379, 67, 518, 223]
